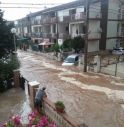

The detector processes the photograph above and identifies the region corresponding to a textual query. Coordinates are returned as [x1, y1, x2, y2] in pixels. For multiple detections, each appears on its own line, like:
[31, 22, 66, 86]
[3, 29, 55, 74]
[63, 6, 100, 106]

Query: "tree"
[71, 36, 85, 53]
[0, 9, 20, 92]
[0, 9, 14, 58]
[62, 36, 85, 53]
[63, 38, 72, 51]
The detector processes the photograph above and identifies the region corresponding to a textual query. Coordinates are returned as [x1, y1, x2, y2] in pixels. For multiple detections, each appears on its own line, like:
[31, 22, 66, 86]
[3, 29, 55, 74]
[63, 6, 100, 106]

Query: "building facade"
[15, 0, 124, 52]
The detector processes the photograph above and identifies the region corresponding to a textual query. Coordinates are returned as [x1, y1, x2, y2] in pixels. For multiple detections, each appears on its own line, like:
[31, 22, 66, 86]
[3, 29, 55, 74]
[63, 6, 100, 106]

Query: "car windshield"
[65, 57, 75, 63]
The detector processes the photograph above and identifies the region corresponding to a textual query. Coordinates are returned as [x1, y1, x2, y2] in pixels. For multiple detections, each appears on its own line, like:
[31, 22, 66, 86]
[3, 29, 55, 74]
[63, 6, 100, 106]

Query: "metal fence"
[100, 55, 124, 77]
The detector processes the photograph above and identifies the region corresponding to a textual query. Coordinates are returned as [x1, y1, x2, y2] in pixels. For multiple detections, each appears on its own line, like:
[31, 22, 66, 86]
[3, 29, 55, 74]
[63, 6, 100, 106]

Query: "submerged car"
[62, 54, 79, 66]
[112, 47, 124, 55]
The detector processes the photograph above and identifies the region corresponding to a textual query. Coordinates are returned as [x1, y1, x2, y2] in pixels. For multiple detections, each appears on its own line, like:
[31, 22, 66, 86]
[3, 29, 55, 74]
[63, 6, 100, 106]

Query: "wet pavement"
[1, 50, 124, 127]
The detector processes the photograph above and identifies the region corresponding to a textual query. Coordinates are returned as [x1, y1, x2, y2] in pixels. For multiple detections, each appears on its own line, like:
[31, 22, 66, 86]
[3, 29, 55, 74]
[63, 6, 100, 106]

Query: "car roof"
[67, 54, 79, 58]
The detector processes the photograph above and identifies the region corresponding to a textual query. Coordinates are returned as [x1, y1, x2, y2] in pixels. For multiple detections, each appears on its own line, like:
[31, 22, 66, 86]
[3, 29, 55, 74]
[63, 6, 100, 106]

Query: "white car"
[112, 47, 124, 55]
[62, 54, 79, 66]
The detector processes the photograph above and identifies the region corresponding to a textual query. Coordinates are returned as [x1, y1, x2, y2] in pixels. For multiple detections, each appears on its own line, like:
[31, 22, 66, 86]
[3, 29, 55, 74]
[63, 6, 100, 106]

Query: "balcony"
[51, 17, 57, 23]
[31, 32, 43, 38]
[88, 32, 101, 39]
[71, 33, 85, 38]
[43, 33, 51, 38]
[42, 17, 51, 24]
[59, 33, 70, 39]
[58, 12, 86, 23]
[118, 14, 124, 20]
[51, 33, 57, 38]
[70, 12, 86, 22]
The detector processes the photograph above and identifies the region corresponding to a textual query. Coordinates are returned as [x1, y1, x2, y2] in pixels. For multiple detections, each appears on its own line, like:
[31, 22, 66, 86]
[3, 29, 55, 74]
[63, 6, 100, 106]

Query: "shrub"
[55, 101, 65, 109]
[0, 54, 20, 92]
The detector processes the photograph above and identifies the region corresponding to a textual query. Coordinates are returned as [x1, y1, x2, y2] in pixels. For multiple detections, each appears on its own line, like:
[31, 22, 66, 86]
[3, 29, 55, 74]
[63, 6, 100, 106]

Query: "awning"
[17, 37, 29, 43]
[38, 41, 54, 46]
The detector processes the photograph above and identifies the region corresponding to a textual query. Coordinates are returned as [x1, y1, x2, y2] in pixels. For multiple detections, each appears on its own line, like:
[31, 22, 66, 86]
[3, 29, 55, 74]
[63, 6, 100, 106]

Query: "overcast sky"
[0, 0, 75, 21]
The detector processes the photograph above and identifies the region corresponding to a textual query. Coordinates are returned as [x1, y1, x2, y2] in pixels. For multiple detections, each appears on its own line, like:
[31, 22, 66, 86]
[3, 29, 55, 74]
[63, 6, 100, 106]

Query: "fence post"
[115, 56, 119, 76]
[28, 81, 40, 109]
[94, 55, 101, 73]
[13, 69, 20, 88]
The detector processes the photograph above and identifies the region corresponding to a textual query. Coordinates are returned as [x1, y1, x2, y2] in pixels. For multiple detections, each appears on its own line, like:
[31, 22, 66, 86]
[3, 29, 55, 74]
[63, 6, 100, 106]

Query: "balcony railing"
[71, 33, 85, 38]
[43, 33, 52, 38]
[70, 12, 86, 21]
[51, 33, 57, 38]
[42, 17, 51, 24]
[88, 32, 101, 39]
[118, 14, 124, 20]
[51, 17, 57, 23]
[41, 17, 57, 24]
[34, 20, 41, 25]
[31, 32, 43, 38]
[59, 33, 70, 39]
[58, 12, 86, 23]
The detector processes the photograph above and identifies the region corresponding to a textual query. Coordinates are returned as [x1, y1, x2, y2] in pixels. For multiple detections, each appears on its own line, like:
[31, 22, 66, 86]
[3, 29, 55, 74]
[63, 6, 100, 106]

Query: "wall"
[106, 0, 120, 49]
[107, 21, 118, 37]
[89, 21, 101, 39]
[24, 27, 28, 35]
[89, 2, 101, 19]
[88, 40, 99, 52]
[106, 39, 117, 49]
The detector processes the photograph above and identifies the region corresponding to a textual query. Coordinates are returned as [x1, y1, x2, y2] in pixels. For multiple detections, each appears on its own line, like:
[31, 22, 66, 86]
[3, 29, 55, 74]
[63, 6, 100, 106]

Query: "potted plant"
[55, 101, 65, 113]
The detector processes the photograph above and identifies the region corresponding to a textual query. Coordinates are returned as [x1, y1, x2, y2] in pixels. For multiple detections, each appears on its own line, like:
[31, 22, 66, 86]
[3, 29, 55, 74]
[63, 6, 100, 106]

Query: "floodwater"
[1, 50, 124, 127]
[0, 87, 31, 123]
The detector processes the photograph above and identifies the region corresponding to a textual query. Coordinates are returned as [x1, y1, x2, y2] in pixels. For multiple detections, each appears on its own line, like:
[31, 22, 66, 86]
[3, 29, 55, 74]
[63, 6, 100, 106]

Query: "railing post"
[13, 69, 20, 88]
[28, 81, 40, 109]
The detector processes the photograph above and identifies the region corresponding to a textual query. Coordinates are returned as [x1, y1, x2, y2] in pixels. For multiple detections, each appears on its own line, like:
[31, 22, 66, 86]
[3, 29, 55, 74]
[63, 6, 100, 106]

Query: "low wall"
[27, 81, 80, 127]
[43, 98, 79, 127]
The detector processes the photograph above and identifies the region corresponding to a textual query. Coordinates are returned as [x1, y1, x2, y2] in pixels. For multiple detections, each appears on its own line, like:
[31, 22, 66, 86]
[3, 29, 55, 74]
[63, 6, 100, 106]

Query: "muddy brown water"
[1, 50, 124, 127]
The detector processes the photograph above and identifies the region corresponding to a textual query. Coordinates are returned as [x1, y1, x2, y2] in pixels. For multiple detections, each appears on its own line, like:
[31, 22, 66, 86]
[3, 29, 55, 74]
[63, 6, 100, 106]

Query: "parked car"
[62, 54, 79, 66]
[112, 47, 124, 55]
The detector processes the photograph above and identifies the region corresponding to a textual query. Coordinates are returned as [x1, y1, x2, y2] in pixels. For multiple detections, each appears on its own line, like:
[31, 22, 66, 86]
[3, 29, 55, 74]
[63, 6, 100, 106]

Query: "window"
[75, 56, 79, 61]
[69, 9, 76, 15]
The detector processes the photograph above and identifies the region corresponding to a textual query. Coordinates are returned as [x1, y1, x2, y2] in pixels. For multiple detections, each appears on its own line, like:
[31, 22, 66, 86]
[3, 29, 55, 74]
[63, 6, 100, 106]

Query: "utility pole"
[84, 0, 90, 72]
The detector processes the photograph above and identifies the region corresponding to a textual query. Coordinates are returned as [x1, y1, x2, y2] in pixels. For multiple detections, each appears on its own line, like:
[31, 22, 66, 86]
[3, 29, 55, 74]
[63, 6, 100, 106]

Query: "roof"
[38, 42, 54, 46]
[27, 0, 84, 17]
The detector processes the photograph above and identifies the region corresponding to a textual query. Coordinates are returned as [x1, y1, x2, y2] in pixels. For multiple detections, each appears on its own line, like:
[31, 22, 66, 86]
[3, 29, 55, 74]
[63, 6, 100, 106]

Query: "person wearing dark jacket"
[35, 87, 47, 113]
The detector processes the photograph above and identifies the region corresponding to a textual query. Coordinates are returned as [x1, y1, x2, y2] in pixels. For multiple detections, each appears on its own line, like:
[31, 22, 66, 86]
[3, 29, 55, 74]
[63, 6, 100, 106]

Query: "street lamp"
[58, 39, 63, 61]
[11, 28, 17, 52]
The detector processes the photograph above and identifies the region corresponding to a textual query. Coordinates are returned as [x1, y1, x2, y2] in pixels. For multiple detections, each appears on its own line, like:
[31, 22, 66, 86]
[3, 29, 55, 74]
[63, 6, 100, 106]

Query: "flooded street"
[1, 50, 124, 127]
[0, 88, 31, 123]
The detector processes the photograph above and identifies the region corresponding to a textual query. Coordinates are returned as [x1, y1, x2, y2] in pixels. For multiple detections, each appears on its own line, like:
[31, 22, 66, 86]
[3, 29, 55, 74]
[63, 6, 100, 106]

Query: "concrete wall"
[89, 21, 101, 39]
[108, 0, 120, 19]
[106, 39, 117, 49]
[89, 2, 101, 19]
[107, 21, 118, 37]
[24, 27, 28, 35]
[106, 0, 121, 49]
[88, 40, 99, 52]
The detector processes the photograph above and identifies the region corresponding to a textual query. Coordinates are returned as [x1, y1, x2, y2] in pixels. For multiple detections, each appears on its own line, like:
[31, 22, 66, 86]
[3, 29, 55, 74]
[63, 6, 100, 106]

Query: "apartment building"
[15, 0, 124, 52]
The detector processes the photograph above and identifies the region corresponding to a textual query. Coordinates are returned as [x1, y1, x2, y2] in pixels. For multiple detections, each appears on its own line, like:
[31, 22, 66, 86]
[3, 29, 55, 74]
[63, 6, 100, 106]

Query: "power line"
[0, 7, 45, 9]
[0, 2, 62, 5]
